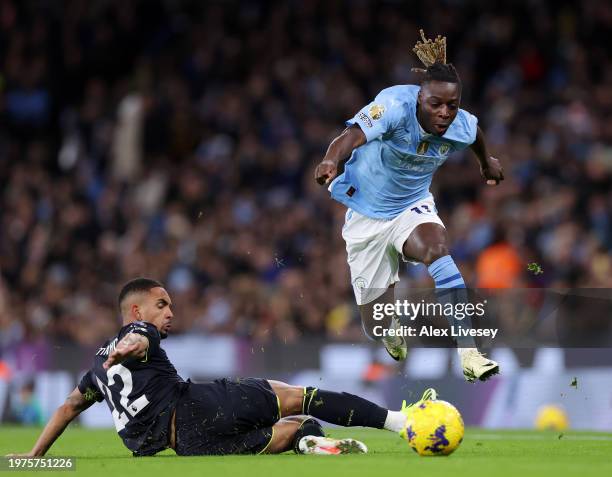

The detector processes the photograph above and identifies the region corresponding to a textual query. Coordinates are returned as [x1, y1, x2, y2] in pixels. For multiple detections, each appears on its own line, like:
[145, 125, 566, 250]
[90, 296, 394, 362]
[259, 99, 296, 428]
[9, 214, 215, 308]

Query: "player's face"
[140, 287, 174, 338]
[417, 81, 461, 136]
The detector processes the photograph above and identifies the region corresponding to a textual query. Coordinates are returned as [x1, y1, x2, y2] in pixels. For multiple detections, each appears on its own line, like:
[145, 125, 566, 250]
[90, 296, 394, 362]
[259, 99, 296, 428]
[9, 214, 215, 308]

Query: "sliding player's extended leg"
[358, 284, 407, 361]
[402, 222, 499, 381]
[268, 380, 388, 427]
[265, 380, 435, 454]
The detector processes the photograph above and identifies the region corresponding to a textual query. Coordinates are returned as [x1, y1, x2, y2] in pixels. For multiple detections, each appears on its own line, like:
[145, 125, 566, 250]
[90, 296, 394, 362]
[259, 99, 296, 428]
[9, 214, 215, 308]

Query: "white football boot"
[382, 317, 408, 361]
[459, 348, 500, 382]
[298, 436, 368, 455]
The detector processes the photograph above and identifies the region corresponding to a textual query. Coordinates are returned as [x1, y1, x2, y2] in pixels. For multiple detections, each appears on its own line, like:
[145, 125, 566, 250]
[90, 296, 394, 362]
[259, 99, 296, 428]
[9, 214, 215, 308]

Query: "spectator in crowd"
[10, 381, 44, 426]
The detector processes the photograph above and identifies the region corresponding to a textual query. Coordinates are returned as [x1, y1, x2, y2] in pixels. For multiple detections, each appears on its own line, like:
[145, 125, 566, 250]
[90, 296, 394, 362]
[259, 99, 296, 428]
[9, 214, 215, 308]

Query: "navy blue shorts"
[174, 378, 280, 455]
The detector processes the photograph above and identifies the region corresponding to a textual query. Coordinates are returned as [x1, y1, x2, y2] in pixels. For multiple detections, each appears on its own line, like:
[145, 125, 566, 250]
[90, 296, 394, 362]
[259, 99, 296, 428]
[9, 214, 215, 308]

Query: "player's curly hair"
[412, 29, 461, 86]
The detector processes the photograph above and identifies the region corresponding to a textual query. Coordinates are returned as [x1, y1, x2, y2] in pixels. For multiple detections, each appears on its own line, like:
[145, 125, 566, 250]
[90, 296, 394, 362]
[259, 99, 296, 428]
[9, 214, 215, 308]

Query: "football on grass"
[404, 400, 464, 456]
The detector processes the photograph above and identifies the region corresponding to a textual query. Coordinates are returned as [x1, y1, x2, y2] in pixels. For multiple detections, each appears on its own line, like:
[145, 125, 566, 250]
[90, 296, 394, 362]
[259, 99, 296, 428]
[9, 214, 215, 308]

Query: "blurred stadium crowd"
[1, 0, 611, 365]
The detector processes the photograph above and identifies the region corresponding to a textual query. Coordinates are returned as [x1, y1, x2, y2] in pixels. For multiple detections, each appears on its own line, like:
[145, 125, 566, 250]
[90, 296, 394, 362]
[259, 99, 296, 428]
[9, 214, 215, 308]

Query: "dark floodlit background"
[1, 0, 611, 429]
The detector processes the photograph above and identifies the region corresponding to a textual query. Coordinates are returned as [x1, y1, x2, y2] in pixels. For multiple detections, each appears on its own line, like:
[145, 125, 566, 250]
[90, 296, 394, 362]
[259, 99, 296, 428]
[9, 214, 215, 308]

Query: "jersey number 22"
[95, 364, 150, 431]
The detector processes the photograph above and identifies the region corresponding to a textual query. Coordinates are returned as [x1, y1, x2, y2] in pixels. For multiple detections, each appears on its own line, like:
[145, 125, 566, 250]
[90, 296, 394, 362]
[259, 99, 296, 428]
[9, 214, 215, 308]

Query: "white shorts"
[342, 195, 445, 305]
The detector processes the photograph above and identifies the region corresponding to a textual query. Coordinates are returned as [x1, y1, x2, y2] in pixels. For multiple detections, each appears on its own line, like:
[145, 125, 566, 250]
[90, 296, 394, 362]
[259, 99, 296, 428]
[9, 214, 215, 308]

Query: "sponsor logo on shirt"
[369, 104, 385, 120]
[358, 112, 373, 128]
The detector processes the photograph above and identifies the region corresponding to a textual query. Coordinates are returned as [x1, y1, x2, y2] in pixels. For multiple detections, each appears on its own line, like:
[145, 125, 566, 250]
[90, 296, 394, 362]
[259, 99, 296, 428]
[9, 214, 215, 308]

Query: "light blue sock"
[428, 255, 465, 288]
[427, 255, 475, 348]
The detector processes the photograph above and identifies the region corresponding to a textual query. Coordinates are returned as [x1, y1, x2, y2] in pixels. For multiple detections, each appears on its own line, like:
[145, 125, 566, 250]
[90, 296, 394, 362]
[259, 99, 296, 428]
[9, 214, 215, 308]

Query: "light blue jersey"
[329, 85, 478, 219]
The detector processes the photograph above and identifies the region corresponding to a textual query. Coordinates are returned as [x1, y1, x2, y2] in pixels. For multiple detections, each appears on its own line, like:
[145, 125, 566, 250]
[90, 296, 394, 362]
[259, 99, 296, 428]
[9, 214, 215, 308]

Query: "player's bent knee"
[422, 243, 449, 265]
[267, 380, 304, 416]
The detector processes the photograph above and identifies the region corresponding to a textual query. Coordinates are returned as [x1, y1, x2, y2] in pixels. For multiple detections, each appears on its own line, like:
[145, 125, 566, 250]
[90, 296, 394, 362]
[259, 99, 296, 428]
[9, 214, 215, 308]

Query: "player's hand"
[481, 156, 504, 185]
[103, 332, 148, 369]
[314, 159, 338, 185]
[103, 341, 139, 370]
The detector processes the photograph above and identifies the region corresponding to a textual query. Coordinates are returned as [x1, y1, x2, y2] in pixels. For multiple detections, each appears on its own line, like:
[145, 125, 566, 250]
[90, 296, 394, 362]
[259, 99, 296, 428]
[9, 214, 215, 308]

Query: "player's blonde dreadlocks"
[411, 29, 460, 86]
[413, 29, 446, 70]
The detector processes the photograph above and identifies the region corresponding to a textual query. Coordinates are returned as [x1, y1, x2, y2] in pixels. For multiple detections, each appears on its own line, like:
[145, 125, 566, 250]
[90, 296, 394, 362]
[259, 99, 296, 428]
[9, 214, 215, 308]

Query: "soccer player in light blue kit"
[315, 31, 503, 381]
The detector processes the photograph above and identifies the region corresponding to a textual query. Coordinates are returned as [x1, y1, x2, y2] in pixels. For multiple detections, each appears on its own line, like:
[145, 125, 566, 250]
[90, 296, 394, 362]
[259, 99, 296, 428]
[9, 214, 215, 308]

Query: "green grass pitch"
[3, 426, 612, 477]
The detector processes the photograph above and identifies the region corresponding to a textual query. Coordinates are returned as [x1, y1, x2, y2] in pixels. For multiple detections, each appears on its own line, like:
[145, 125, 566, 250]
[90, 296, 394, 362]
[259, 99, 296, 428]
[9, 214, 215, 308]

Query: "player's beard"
[160, 331, 168, 339]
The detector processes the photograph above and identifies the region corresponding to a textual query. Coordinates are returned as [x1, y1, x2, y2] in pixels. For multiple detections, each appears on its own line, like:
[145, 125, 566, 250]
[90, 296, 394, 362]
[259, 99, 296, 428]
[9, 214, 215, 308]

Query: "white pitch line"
[470, 434, 612, 441]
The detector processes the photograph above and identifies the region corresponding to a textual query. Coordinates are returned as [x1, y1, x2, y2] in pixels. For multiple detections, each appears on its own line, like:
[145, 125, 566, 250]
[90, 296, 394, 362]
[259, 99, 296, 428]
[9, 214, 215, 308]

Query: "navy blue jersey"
[78, 321, 186, 456]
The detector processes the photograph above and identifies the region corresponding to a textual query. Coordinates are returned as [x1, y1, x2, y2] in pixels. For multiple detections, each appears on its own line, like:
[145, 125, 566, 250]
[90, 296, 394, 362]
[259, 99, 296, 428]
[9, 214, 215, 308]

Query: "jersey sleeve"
[346, 92, 404, 142]
[118, 321, 161, 361]
[77, 370, 104, 403]
[446, 109, 478, 150]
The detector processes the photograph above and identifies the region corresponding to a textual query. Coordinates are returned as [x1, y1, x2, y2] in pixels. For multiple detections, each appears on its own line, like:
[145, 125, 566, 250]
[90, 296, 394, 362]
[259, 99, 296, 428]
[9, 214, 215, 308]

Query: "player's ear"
[131, 303, 141, 320]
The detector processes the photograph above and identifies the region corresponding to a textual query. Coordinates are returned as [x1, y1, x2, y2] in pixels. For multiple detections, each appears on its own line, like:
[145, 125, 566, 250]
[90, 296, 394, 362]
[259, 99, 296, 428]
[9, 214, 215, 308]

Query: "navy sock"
[292, 418, 325, 454]
[302, 387, 387, 428]
[427, 255, 476, 348]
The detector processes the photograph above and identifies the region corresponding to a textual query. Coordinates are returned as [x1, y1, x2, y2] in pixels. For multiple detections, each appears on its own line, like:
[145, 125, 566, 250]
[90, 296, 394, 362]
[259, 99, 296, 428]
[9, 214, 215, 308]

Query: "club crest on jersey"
[439, 143, 450, 156]
[417, 141, 429, 155]
[369, 104, 385, 120]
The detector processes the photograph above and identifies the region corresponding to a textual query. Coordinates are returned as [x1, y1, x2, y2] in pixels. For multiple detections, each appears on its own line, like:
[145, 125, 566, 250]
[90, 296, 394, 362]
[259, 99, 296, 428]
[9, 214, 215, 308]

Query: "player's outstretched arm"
[315, 125, 366, 185]
[6, 387, 94, 457]
[103, 332, 149, 370]
[470, 126, 504, 185]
